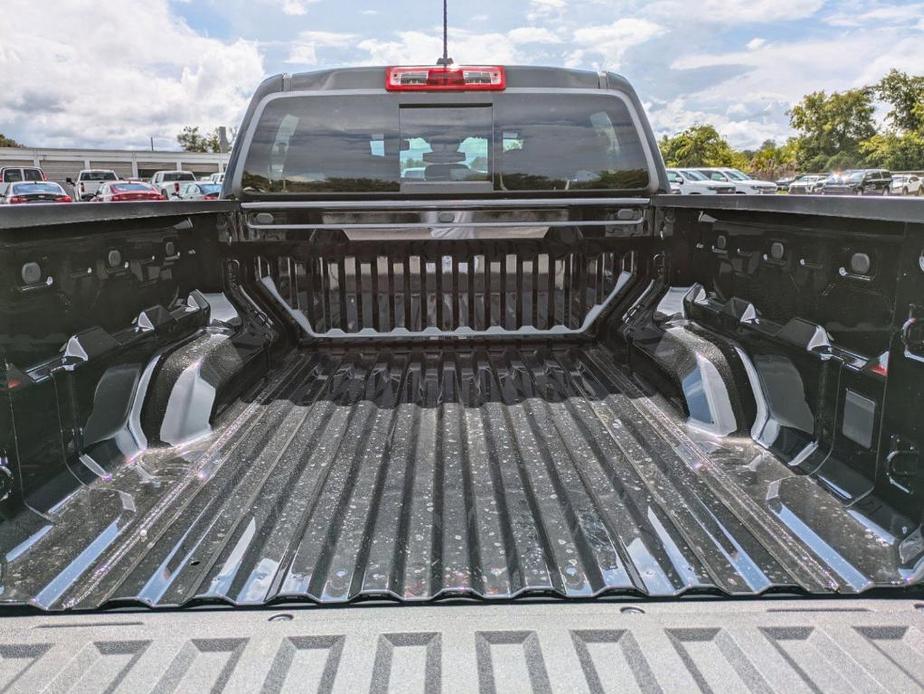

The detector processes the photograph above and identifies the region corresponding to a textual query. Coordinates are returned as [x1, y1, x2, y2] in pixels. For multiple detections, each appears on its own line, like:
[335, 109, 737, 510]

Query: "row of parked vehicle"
[779, 170, 922, 196]
[666, 167, 778, 195]
[0, 165, 225, 204]
[668, 167, 923, 196]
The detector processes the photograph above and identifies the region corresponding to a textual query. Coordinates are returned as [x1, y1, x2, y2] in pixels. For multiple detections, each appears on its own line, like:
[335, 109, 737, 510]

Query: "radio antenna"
[436, 0, 453, 66]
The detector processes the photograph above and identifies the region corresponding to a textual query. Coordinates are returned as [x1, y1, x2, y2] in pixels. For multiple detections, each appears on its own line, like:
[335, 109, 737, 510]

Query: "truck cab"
[150, 169, 197, 198]
[67, 169, 119, 201]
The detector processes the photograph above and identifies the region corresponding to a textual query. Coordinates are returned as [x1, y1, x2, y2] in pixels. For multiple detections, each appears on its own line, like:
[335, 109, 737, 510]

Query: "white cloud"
[285, 30, 357, 65]
[826, 2, 924, 28]
[571, 18, 664, 68]
[530, 0, 566, 10]
[299, 30, 360, 46]
[286, 44, 318, 65]
[357, 28, 542, 65]
[527, 0, 567, 20]
[507, 27, 562, 44]
[649, 0, 825, 24]
[655, 24, 924, 147]
[746, 38, 766, 50]
[0, 1, 264, 149]
[646, 96, 790, 148]
[276, 0, 319, 15]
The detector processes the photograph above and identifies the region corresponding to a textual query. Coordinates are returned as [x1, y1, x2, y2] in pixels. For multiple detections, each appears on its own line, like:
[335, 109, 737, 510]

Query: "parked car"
[0, 165, 46, 197]
[173, 181, 222, 200]
[667, 168, 736, 194]
[822, 169, 892, 195]
[694, 167, 778, 194]
[91, 181, 166, 202]
[787, 174, 827, 195]
[0, 180, 71, 204]
[66, 169, 119, 201]
[775, 174, 797, 190]
[150, 170, 197, 198]
[890, 173, 922, 196]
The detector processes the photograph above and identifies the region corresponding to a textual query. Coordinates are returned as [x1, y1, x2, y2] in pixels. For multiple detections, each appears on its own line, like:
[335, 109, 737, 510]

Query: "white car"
[787, 174, 827, 195]
[695, 167, 778, 194]
[890, 174, 922, 196]
[150, 170, 198, 198]
[67, 169, 118, 201]
[666, 169, 737, 194]
[173, 182, 222, 200]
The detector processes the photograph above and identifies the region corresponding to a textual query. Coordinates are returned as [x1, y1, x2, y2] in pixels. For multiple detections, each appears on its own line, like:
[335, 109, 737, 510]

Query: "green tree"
[788, 88, 876, 171]
[177, 126, 221, 153]
[746, 138, 799, 179]
[658, 124, 747, 168]
[861, 131, 924, 171]
[0, 133, 23, 147]
[872, 69, 924, 134]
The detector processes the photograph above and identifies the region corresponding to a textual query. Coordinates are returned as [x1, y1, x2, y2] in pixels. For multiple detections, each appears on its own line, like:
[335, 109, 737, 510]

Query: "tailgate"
[1, 601, 921, 691]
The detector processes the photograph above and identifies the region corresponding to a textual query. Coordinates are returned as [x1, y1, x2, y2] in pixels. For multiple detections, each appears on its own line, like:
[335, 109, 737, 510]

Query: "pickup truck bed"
[1, 67, 922, 694]
[1, 340, 904, 609]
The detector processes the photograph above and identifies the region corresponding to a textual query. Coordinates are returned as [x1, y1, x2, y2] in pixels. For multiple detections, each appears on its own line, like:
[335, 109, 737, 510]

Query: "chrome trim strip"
[240, 197, 650, 210]
[246, 219, 644, 231]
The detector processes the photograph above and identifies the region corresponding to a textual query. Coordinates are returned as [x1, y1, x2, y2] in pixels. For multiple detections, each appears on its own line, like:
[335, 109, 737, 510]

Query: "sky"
[0, 0, 922, 151]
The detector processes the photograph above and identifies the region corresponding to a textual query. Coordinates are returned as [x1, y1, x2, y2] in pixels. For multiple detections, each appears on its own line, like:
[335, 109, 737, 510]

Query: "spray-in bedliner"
[0, 344, 910, 609]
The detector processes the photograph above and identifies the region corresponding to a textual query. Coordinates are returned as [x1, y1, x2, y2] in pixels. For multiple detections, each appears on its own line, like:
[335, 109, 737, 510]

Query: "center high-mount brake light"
[385, 66, 506, 91]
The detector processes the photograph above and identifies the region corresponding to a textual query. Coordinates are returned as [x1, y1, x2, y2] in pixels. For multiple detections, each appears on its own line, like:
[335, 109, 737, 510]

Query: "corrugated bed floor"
[0, 344, 907, 609]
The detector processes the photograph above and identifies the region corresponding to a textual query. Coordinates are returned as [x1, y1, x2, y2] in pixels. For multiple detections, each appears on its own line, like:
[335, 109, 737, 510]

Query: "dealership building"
[0, 146, 230, 184]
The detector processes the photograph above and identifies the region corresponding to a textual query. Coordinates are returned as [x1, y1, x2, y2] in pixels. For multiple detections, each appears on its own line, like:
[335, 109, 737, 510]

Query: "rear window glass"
[23, 168, 43, 181]
[12, 182, 61, 194]
[197, 183, 222, 194]
[112, 183, 154, 192]
[3, 169, 23, 182]
[163, 172, 196, 181]
[241, 92, 650, 194]
[80, 171, 118, 181]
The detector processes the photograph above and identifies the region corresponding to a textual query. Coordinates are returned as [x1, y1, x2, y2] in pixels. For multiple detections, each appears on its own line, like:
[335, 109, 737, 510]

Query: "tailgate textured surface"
[0, 345, 910, 609]
[1, 601, 922, 692]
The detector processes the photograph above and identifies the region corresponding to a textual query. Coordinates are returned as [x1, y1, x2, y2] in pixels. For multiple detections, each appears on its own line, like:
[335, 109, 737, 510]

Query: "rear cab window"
[79, 171, 118, 181]
[163, 172, 196, 182]
[241, 91, 651, 195]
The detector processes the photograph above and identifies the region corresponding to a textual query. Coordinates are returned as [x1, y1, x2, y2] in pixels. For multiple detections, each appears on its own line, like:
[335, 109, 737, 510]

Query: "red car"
[91, 181, 166, 202]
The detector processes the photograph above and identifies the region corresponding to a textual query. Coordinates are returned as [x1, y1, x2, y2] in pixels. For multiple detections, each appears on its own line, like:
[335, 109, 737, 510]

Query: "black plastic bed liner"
[0, 344, 911, 610]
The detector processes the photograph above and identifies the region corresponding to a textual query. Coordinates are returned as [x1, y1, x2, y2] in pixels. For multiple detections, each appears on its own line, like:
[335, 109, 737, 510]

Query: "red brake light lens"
[54, 195, 72, 203]
[8, 195, 27, 204]
[385, 65, 506, 91]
